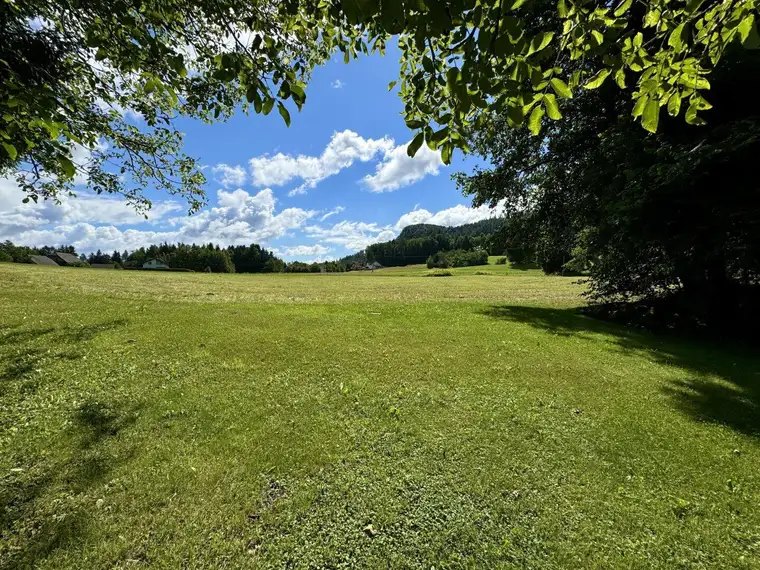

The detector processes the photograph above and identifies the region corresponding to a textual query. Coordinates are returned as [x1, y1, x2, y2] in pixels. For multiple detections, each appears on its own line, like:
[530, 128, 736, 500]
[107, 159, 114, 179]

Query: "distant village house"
[30, 255, 59, 266]
[143, 259, 169, 269]
[47, 251, 82, 266]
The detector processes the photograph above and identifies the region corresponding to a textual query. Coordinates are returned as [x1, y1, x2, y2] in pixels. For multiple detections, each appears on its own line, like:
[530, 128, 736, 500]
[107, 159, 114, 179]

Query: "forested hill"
[365, 217, 505, 267]
[397, 218, 503, 241]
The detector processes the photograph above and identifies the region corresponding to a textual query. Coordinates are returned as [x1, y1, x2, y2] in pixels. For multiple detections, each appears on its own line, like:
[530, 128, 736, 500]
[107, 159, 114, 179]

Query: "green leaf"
[440, 142, 453, 165]
[550, 77, 573, 99]
[584, 69, 611, 89]
[1, 142, 17, 160]
[614, 68, 626, 89]
[528, 105, 544, 136]
[289, 83, 306, 103]
[667, 93, 681, 117]
[528, 32, 554, 56]
[591, 30, 604, 46]
[407, 131, 424, 157]
[641, 98, 659, 132]
[643, 10, 661, 28]
[250, 88, 263, 114]
[558, 0, 568, 18]
[388, 80, 397, 91]
[738, 14, 756, 46]
[508, 0, 529, 10]
[144, 78, 156, 94]
[405, 119, 426, 129]
[277, 102, 291, 127]
[668, 23, 686, 51]
[262, 96, 275, 115]
[429, 126, 449, 147]
[685, 102, 707, 125]
[632, 95, 648, 118]
[507, 104, 524, 127]
[246, 85, 258, 104]
[614, 0, 632, 17]
[59, 155, 76, 178]
[543, 93, 562, 120]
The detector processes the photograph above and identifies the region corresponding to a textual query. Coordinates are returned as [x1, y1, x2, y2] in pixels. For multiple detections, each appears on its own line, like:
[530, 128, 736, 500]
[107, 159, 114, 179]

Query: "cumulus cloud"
[305, 221, 396, 251]
[394, 201, 506, 231]
[0, 181, 316, 252]
[247, 131, 446, 196]
[249, 130, 395, 194]
[363, 143, 444, 192]
[211, 163, 247, 188]
[0, 175, 183, 240]
[320, 206, 345, 222]
[331, 79, 345, 89]
[284, 244, 331, 257]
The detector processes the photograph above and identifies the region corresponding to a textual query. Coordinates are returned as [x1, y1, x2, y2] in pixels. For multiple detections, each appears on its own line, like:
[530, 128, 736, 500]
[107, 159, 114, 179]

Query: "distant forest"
[3, 218, 515, 273]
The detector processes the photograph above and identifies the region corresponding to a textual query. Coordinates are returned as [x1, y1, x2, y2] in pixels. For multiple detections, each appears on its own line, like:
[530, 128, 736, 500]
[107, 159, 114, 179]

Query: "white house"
[143, 258, 169, 269]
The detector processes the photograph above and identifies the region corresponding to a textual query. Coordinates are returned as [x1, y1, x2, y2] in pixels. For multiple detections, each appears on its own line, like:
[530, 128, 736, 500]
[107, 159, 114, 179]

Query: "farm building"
[143, 259, 169, 269]
[30, 255, 59, 266]
[48, 251, 83, 266]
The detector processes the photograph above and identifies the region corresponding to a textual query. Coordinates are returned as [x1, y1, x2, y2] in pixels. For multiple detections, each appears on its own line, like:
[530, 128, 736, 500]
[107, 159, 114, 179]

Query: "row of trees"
[286, 261, 346, 273]
[0, 241, 77, 263]
[0, 240, 353, 274]
[426, 249, 489, 269]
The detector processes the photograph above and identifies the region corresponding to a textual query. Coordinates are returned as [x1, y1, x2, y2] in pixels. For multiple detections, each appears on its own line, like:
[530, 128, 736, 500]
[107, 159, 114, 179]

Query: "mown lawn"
[1, 263, 758, 569]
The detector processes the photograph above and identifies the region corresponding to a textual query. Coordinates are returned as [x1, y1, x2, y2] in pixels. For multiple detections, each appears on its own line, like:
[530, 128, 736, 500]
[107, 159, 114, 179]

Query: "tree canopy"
[456, 46, 760, 334]
[2, 0, 759, 212]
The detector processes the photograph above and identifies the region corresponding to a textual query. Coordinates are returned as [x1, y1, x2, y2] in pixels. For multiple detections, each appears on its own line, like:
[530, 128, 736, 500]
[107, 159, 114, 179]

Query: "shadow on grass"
[480, 305, 760, 437]
[0, 319, 137, 569]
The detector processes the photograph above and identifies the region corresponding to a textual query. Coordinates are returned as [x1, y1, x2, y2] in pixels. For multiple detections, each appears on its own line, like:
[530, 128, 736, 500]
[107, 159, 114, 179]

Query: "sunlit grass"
[1, 264, 758, 569]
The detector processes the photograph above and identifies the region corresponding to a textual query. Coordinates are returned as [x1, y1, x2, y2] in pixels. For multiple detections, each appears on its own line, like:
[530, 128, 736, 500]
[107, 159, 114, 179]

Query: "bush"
[426, 253, 450, 269]
[427, 249, 488, 269]
[424, 269, 453, 277]
[0, 251, 12, 262]
[123, 267, 194, 272]
[474, 270, 492, 275]
[495, 256, 507, 265]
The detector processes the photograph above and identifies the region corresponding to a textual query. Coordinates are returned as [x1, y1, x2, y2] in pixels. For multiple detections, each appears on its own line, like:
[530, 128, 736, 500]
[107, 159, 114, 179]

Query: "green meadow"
[1, 262, 758, 569]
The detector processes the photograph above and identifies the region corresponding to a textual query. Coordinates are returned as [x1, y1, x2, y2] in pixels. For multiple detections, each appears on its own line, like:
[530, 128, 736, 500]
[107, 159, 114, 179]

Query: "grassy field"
[1, 262, 759, 569]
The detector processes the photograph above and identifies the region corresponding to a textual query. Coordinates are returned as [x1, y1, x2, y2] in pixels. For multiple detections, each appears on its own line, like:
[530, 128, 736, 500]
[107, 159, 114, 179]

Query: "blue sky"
[0, 45, 500, 261]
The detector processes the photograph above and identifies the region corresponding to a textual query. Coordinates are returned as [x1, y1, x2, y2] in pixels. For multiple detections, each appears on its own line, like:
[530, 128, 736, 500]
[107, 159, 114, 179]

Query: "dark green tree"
[457, 48, 760, 332]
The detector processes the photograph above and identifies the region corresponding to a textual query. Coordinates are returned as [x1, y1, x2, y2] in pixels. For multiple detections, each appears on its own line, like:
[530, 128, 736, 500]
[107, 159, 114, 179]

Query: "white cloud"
[174, 188, 316, 244]
[0, 175, 183, 239]
[363, 143, 444, 192]
[320, 206, 345, 221]
[249, 130, 395, 193]
[0, 181, 316, 253]
[305, 221, 396, 251]
[211, 164, 247, 188]
[331, 79, 345, 89]
[248, 131, 446, 196]
[284, 244, 331, 257]
[394, 201, 506, 231]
